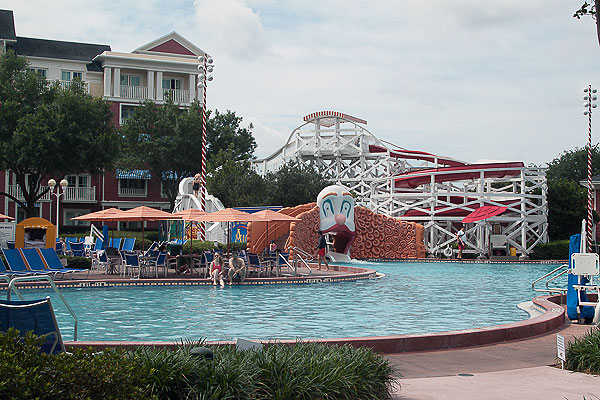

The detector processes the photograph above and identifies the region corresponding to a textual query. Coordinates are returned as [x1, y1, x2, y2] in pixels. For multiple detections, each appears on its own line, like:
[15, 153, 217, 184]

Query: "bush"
[565, 327, 600, 374]
[530, 240, 570, 260]
[63, 256, 92, 269]
[0, 330, 397, 400]
[180, 241, 248, 254]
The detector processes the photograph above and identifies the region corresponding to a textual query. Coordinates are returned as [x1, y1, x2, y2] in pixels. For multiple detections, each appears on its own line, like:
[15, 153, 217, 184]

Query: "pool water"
[23, 261, 563, 342]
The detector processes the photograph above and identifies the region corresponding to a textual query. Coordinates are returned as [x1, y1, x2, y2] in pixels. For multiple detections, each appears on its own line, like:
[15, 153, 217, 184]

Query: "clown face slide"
[317, 185, 356, 256]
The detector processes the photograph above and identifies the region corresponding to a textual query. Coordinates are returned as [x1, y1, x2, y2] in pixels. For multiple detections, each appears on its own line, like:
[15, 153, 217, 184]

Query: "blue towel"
[566, 234, 595, 321]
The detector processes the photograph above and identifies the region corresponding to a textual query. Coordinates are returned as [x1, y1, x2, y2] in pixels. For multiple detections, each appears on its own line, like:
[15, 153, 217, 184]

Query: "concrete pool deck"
[388, 319, 600, 399]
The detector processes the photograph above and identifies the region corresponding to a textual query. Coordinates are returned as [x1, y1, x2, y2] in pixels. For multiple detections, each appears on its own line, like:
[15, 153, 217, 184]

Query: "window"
[121, 74, 141, 86]
[118, 178, 147, 197]
[66, 175, 89, 188]
[61, 70, 83, 81]
[27, 68, 47, 78]
[64, 210, 91, 226]
[120, 105, 137, 125]
[162, 78, 181, 90]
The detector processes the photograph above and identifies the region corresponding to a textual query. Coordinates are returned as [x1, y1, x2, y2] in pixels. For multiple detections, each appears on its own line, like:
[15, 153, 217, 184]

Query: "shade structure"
[102, 206, 181, 251]
[171, 209, 209, 251]
[0, 213, 13, 220]
[196, 208, 264, 253]
[250, 210, 299, 252]
[71, 208, 126, 222]
[462, 206, 508, 224]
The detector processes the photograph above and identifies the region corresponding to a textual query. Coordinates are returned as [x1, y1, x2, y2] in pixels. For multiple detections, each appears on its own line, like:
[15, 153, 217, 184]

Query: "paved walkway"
[386, 320, 600, 399]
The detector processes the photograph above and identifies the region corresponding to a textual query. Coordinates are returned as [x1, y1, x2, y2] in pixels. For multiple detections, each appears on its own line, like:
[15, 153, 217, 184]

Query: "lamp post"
[48, 178, 68, 236]
[197, 54, 214, 241]
[583, 85, 597, 252]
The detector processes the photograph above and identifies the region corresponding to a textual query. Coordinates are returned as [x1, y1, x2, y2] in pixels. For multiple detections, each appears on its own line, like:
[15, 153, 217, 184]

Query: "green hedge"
[530, 240, 570, 260]
[565, 327, 600, 375]
[62, 256, 92, 269]
[0, 329, 396, 399]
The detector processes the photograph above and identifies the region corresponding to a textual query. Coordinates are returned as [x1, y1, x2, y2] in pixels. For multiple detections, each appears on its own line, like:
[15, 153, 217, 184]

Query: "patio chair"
[38, 248, 87, 278]
[69, 241, 85, 257]
[64, 237, 79, 252]
[247, 253, 270, 277]
[124, 252, 144, 279]
[121, 238, 135, 252]
[6, 241, 15, 249]
[201, 252, 214, 278]
[109, 238, 122, 250]
[55, 239, 64, 256]
[147, 251, 168, 278]
[144, 241, 159, 256]
[94, 237, 104, 252]
[2, 248, 44, 276]
[0, 297, 66, 354]
[104, 247, 122, 275]
[91, 250, 108, 273]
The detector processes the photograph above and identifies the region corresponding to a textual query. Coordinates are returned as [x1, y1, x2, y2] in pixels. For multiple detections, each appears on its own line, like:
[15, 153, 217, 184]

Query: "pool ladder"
[531, 263, 569, 296]
[279, 247, 312, 277]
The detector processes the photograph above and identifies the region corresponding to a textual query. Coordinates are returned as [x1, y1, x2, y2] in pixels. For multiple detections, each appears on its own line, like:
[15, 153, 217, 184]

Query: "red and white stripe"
[199, 61, 208, 241]
[303, 111, 368, 126]
[587, 85, 594, 252]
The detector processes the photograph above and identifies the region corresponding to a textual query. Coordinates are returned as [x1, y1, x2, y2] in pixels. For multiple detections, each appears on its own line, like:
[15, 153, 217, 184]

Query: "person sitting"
[209, 253, 225, 287]
[227, 254, 247, 285]
[269, 240, 277, 254]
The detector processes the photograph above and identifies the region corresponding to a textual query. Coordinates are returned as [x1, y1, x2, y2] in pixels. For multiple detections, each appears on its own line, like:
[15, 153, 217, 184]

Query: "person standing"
[456, 226, 466, 259]
[316, 230, 330, 271]
[192, 172, 201, 198]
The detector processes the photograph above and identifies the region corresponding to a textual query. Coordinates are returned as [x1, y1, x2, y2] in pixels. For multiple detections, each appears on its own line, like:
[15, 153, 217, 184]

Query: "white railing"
[8, 185, 51, 201]
[162, 88, 190, 103]
[63, 186, 95, 202]
[119, 85, 149, 100]
[119, 187, 147, 197]
[58, 80, 89, 93]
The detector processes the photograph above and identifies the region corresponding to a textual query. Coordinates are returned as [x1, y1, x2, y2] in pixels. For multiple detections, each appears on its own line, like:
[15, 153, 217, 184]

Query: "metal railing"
[532, 263, 569, 295]
[118, 85, 149, 100]
[118, 187, 147, 197]
[7, 185, 51, 201]
[63, 186, 95, 202]
[4, 275, 78, 341]
[162, 88, 191, 103]
[58, 80, 89, 93]
[289, 246, 313, 277]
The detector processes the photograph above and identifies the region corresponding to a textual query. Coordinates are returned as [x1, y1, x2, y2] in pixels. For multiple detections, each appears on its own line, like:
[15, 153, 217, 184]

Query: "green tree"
[206, 149, 266, 207]
[121, 99, 204, 211]
[574, 1, 600, 47]
[265, 162, 330, 207]
[546, 145, 600, 182]
[0, 50, 118, 218]
[206, 110, 256, 163]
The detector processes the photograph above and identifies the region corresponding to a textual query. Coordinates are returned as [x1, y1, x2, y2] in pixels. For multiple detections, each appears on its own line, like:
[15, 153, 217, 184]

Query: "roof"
[116, 169, 152, 179]
[13, 36, 110, 71]
[0, 9, 17, 41]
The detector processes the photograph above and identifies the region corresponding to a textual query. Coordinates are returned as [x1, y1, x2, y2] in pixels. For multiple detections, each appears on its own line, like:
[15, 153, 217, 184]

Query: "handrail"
[532, 263, 569, 295]
[7, 275, 78, 341]
[290, 246, 312, 277]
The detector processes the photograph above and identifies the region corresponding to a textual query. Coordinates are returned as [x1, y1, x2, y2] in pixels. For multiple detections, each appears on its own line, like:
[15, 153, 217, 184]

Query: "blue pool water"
[21, 261, 563, 342]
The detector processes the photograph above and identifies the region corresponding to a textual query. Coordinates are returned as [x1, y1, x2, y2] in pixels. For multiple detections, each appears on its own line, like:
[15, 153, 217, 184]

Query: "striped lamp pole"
[583, 85, 597, 252]
[197, 54, 214, 241]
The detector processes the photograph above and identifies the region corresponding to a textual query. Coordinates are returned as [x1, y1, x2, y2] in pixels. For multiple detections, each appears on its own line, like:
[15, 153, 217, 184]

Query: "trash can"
[509, 247, 516, 257]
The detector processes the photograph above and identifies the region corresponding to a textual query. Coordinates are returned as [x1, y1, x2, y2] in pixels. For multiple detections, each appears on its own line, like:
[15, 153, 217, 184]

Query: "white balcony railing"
[162, 88, 190, 103]
[119, 85, 149, 100]
[58, 80, 90, 93]
[8, 185, 51, 202]
[63, 186, 96, 202]
[119, 187, 147, 197]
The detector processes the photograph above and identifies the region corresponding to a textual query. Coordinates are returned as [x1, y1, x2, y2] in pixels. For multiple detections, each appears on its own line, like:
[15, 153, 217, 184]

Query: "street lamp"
[583, 85, 597, 252]
[48, 178, 68, 236]
[197, 54, 214, 241]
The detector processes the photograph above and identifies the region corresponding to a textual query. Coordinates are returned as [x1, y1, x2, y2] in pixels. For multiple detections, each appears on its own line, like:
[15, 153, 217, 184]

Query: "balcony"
[119, 187, 147, 197]
[57, 80, 90, 93]
[8, 185, 51, 202]
[62, 186, 96, 202]
[119, 85, 149, 100]
[162, 88, 190, 103]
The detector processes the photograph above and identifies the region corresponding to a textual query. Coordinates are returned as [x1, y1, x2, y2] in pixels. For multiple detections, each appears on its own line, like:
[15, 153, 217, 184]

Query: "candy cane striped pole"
[584, 85, 597, 252]
[197, 54, 214, 241]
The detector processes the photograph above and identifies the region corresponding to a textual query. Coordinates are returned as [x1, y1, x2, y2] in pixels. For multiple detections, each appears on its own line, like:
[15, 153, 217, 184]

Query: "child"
[316, 230, 329, 271]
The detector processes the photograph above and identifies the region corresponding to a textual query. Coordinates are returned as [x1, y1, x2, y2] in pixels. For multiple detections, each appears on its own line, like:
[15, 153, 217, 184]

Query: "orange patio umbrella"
[171, 208, 208, 251]
[196, 208, 264, 253]
[250, 210, 299, 252]
[71, 207, 126, 222]
[0, 213, 14, 220]
[103, 206, 181, 251]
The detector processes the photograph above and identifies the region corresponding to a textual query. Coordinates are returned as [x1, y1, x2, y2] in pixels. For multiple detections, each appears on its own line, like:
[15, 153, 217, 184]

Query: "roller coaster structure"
[252, 111, 548, 258]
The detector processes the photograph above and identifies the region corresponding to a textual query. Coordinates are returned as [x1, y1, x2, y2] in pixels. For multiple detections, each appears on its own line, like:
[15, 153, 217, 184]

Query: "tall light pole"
[583, 85, 597, 252]
[197, 54, 214, 241]
[48, 178, 68, 236]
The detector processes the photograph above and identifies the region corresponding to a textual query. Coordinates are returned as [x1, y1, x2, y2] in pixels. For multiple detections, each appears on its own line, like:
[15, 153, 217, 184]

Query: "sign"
[556, 334, 566, 362]
[231, 222, 247, 243]
[0, 222, 15, 248]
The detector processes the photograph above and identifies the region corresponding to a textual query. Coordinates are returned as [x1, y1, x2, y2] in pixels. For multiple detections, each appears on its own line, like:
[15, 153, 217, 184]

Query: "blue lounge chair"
[55, 240, 64, 256]
[38, 248, 87, 278]
[69, 241, 85, 257]
[0, 256, 29, 277]
[109, 238, 122, 250]
[0, 297, 65, 354]
[121, 238, 135, 252]
[2, 249, 44, 275]
[64, 237, 79, 252]
[20, 248, 64, 277]
[94, 237, 104, 252]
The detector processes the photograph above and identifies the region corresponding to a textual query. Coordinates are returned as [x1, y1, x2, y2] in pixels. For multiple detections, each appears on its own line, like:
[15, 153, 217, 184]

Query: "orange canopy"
[71, 207, 126, 222]
[196, 208, 264, 222]
[171, 208, 208, 222]
[250, 209, 299, 222]
[0, 213, 13, 220]
[104, 206, 180, 222]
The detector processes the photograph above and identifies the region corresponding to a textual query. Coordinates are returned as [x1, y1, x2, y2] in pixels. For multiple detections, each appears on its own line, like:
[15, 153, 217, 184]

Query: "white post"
[113, 68, 121, 98]
[103, 67, 112, 97]
[156, 71, 163, 101]
[189, 73, 195, 102]
[147, 70, 154, 100]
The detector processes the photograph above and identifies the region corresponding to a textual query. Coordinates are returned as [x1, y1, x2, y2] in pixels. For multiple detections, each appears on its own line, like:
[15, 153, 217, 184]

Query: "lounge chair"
[55, 240, 64, 256]
[109, 238, 122, 250]
[94, 237, 104, 252]
[38, 247, 87, 278]
[64, 237, 79, 252]
[144, 241, 159, 256]
[121, 238, 135, 252]
[2, 248, 45, 276]
[0, 297, 65, 354]
[69, 241, 85, 258]
[20, 248, 64, 278]
[0, 256, 30, 278]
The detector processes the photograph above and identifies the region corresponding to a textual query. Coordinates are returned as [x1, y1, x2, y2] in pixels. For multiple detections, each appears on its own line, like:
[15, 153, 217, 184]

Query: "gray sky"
[4, 0, 600, 166]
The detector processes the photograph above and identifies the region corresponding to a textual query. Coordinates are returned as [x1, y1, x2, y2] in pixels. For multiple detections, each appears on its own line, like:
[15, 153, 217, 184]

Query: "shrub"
[530, 240, 570, 260]
[565, 327, 600, 375]
[180, 241, 248, 255]
[63, 256, 92, 269]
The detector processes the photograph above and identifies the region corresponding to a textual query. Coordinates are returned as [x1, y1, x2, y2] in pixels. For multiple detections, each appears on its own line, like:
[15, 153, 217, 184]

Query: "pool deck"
[388, 318, 600, 399]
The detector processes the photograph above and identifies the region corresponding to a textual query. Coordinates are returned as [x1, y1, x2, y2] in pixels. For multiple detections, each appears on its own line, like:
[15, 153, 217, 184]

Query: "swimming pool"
[23, 261, 563, 342]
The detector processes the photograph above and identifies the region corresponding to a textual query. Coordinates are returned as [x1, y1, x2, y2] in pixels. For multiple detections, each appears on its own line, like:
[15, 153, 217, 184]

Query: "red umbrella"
[462, 206, 507, 223]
